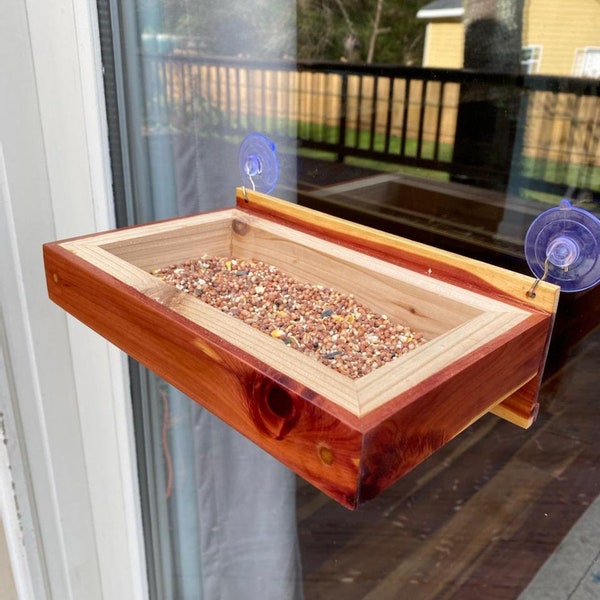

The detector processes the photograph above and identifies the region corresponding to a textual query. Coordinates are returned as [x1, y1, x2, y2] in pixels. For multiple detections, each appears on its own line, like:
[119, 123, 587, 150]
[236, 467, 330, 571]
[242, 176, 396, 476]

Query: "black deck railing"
[142, 53, 600, 198]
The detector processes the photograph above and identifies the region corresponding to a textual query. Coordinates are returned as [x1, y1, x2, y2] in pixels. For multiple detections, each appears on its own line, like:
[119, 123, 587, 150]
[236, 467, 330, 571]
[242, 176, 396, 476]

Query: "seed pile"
[152, 257, 426, 379]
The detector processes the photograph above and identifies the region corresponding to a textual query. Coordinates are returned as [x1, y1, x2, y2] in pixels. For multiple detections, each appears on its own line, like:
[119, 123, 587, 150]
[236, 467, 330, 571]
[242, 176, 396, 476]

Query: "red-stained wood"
[44, 244, 365, 507]
[357, 314, 549, 504]
[43, 190, 559, 508]
[236, 188, 559, 429]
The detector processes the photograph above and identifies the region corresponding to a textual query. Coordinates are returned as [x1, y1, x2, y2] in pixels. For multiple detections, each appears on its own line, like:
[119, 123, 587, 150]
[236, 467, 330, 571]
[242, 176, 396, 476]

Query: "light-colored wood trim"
[236, 188, 560, 314]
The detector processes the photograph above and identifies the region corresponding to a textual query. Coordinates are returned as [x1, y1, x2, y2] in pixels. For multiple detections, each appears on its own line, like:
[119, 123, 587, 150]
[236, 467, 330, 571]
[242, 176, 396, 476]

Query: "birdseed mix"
[152, 256, 426, 379]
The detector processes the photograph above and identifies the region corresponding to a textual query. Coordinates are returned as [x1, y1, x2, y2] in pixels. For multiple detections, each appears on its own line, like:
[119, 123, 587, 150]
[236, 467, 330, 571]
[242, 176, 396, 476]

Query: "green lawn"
[196, 122, 600, 205]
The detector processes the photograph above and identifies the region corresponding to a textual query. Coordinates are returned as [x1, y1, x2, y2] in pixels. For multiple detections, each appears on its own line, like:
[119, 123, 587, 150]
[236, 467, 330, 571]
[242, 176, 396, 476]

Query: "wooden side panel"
[357, 314, 550, 504]
[490, 377, 541, 427]
[44, 243, 364, 508]
[100, 215, 233, 270]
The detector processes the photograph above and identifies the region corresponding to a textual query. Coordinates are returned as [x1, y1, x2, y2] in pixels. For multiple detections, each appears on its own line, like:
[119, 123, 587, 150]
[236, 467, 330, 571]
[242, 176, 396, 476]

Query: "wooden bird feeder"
[43, 189, 559, 509]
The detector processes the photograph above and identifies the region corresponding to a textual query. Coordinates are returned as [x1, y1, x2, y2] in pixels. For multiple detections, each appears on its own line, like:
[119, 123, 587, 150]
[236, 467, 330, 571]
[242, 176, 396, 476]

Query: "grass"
[159, 117, 599, 203]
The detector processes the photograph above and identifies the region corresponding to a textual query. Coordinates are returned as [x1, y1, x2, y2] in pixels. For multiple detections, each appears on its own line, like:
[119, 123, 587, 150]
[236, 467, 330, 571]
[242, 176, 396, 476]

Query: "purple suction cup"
[238, 133, 279, 194]
[524, 199, 600, 292]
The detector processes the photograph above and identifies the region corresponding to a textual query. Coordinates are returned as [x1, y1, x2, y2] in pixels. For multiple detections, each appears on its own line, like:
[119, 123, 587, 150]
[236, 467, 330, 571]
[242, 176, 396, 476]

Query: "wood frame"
[43, 189, 559, 509]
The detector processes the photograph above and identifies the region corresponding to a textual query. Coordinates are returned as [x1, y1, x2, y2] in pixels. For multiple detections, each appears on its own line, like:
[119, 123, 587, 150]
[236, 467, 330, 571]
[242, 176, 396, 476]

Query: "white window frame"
[1, 1, 147, 598]
[573, 46, 600, 77]
[521, 44, 543, 74]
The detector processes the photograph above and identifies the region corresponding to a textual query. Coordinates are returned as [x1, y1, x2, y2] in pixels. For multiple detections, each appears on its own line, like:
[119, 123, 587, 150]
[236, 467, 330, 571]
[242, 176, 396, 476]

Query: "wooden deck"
[296, 325, 600, 599]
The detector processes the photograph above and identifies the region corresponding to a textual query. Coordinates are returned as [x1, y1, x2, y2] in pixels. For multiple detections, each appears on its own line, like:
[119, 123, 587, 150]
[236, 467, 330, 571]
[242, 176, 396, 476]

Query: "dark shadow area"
[297, 323, 600, 599]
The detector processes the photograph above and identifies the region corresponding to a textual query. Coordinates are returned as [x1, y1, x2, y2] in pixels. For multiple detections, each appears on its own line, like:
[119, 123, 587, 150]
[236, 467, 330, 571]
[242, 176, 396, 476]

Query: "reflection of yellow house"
[417, 0, 600, 76]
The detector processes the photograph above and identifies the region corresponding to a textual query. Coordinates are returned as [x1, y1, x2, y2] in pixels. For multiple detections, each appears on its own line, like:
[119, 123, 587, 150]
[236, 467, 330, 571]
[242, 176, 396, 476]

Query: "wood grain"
[44, 243, 364, 507]
[43, 191, 558, 508]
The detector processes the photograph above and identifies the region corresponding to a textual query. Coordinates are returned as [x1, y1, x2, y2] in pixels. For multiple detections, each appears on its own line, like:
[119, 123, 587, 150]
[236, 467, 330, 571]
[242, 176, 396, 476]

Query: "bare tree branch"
[331, 0, 358, 38]
[366, 0, 385, 63]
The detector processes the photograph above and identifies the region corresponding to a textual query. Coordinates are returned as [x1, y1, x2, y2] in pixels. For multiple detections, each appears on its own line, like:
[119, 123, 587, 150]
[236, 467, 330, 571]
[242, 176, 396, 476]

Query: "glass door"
[98, 0, 600, 598]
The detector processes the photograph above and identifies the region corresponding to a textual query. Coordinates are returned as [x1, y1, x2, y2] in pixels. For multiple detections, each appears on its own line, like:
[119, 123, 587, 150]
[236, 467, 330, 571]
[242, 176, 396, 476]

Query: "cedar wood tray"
[43, 189, 559, 509]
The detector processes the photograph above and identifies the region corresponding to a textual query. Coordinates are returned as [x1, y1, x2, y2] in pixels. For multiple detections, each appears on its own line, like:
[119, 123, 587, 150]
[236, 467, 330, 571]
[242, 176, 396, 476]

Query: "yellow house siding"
[422, 1, 600, 75]
[422, 22, 464, 69]
[524, 0, 600, 75]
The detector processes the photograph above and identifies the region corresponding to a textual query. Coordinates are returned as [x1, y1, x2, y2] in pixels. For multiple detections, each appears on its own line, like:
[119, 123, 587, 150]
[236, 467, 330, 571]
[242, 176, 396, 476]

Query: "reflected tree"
[138, 0, 430, 64]
[140, 0, 297, 58]
[297, 0, 429, 64]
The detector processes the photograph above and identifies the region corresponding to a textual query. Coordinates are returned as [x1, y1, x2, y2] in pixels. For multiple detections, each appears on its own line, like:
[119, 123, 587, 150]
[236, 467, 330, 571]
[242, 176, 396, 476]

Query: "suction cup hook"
[239, 133, 279, 194]
[525, 199, 600, 294]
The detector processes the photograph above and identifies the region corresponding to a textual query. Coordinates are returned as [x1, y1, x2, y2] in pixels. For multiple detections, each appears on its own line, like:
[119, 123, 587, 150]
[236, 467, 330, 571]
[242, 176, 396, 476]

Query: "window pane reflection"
[99, 0, 600, 597]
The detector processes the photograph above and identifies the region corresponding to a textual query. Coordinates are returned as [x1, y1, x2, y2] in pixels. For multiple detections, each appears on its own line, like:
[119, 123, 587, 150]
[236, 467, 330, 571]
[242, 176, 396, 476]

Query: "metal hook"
[526, 258, 550, 298]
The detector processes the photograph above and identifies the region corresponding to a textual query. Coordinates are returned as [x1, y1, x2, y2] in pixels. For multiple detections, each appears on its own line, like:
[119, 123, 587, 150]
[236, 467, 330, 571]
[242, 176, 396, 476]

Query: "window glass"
[99, 1, 600, 598]
[573, 47, 600, 77]
[521, 45, 542, 73]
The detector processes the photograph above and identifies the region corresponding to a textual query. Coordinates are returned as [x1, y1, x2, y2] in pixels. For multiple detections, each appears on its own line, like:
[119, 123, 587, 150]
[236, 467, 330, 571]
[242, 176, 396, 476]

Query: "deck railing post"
[140, 54, 599, 198]
[337, 73, 349, 163]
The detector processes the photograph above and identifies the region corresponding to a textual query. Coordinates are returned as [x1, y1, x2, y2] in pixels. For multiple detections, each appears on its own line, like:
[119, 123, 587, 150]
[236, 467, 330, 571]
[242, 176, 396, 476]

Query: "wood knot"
[232, 219, 249, 236]
[318, 444, 334, 466]
[247, 379, 299, 440]
[265, 385, 295, 421]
